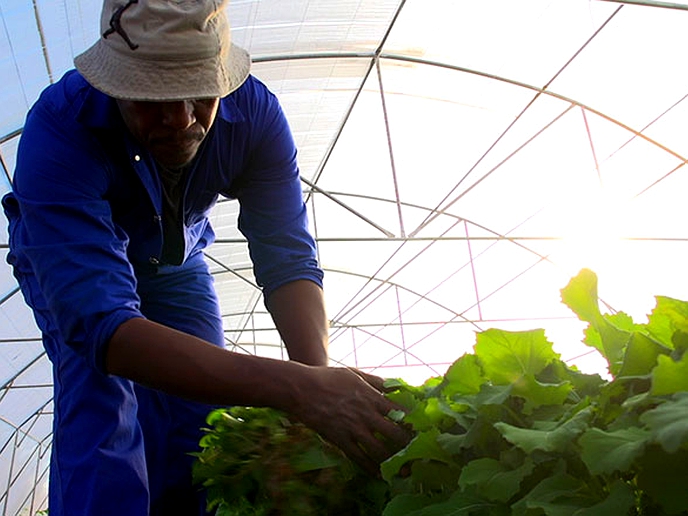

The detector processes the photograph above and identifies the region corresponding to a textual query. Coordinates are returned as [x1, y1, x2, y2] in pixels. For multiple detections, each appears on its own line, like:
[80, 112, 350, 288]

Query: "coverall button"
[153, 215, 161, 222]
[134, 155, 141, 162]
[149, 257, 160, 265]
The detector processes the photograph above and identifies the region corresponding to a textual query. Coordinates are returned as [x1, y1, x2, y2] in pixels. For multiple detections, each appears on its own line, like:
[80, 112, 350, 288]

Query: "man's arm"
[106, 317, 300, 408]
[105, 317, 410, 475]
[266, 279, 329, 366]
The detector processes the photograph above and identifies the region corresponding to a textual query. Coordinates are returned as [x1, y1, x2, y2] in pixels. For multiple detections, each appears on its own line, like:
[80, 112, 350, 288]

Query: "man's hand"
[288, 366, 413, 476]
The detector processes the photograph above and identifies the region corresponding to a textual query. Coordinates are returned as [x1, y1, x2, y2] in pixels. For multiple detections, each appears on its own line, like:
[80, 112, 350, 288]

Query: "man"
[1, 1, 409, 515]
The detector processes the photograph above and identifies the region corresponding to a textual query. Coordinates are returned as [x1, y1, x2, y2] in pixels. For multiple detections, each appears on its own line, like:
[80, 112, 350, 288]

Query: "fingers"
[349, 367, 409, 395]
[349, 368, 386, 392]
[339, 404, 413, 475]
[341, 370, 414, 463]
[337, 415, 409, 476]
[377, 413, 414, 450]
[337, 435, 381, 477]
[295, 366, 413, 474]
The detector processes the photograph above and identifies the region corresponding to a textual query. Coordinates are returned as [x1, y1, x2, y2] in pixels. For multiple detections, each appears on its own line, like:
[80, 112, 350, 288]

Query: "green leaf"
[381, 428, 451, 481]
[560, 269, 631, 375]
[616, 331, 667, 378]
[205, 408, 234, 427]
[383, 494, 439, 516]
[291, 444, 344, 473]
[448, 384, 512, 429]
[458, 457, 534, 503]
[409, 460, 461, 493]
[404, 396, 455, 432]
[651, 352, 688, 395]
[443, 353, 484, 396]
[619, 391, 655, 415]
[474, 328, 559, 385]
[572, 480, 634, 516]
[494, 406, 593, 454]
[437, 398, 472, 423]
[640, 392, 688, 453]
[511, 374, 572, 413]
[387, 408, 406, 423]
[646, 296, 688, 349]
[511, 472, 588, 516]
[385, 490, 506, 516]
[542, 361, 605, 399]
[386, 377, 437, 400]
[636, 447, 688, 514]
[604, 311, 644, 332]
[579, 426, 649, 475]
[464, 383, 513, 408]
[672, 330, 688, 356]
[383, 378, 410, 390]
[386, 389, 423, 412]
[453, 412, 506, 455]
[560, 269, 604, 323]
[436, 432, 466, 455]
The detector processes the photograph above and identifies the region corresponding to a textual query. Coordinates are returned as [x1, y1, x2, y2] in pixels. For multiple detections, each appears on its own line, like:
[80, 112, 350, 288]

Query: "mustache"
[149, 128, 205, 146]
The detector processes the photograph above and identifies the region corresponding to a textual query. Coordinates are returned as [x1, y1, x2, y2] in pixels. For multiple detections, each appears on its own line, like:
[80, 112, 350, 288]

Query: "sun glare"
[548, 183, 631, 279]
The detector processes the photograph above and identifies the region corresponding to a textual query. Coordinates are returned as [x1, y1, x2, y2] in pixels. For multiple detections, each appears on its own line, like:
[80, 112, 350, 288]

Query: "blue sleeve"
[234, 79, 324, 299]
[4, 90, 143, 373]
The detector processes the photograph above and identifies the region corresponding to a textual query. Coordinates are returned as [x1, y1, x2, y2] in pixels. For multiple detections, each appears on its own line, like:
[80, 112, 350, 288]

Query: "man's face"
[116, 98, 220, 169]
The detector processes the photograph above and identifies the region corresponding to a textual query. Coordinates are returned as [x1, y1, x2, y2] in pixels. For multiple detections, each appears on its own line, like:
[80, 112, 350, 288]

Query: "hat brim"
[74, 41, 251, 101]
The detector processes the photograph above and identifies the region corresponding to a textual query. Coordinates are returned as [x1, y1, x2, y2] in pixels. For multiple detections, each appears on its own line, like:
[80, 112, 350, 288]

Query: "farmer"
[1, 1, 409, 514]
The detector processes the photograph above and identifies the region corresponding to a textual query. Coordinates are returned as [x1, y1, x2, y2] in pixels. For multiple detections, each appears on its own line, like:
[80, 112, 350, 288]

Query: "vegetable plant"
[192, 406, 387, 515]
[193, 269, 688, 515]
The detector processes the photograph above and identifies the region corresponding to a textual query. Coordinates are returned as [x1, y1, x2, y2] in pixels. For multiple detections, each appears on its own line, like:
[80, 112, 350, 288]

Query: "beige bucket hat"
[74, 0, 251, 101]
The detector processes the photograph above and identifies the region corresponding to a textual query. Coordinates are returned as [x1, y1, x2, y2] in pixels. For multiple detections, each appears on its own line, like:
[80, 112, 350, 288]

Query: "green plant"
[192, 406, 387, 515]
[194, 269, 688, 515]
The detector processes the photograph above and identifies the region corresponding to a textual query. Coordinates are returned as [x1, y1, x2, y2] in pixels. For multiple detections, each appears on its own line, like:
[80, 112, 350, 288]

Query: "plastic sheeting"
[2, 1, 688, 513]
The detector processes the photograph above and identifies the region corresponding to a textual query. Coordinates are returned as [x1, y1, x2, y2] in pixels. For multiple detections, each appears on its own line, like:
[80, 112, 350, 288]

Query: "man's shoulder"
[226, 74, 280, 106]
[218, 74, 281, 125]
[32, 69, 93, 115]
[27, 70, 120, 136]
[231, 73, 270, 95]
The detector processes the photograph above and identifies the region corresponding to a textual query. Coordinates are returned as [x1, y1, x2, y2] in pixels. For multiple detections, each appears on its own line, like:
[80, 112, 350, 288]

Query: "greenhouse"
[2, 0, 688, 514]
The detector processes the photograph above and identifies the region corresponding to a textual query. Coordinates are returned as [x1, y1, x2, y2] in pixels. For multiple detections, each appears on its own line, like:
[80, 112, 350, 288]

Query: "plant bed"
[193, 269, 688, 515]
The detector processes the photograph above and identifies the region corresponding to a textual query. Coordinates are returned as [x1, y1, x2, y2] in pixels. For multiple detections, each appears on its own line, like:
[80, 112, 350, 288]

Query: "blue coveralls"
[2, 70, 323, 516]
